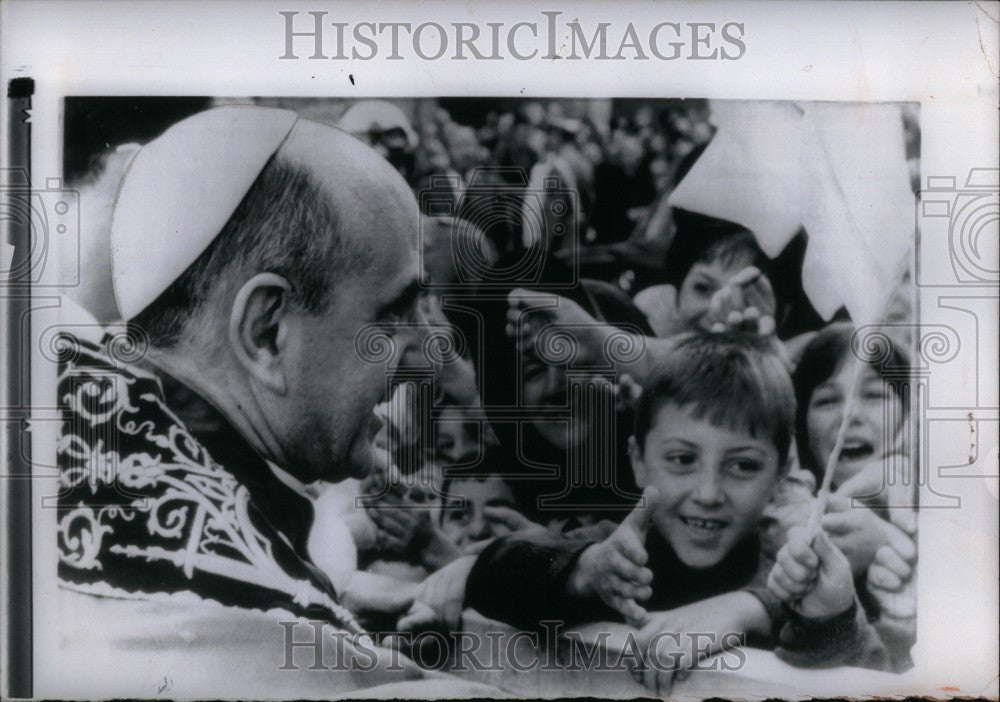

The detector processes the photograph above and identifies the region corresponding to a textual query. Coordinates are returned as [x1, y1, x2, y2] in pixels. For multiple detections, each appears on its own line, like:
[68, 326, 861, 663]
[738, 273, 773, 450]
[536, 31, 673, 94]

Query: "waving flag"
[669, 100, 914, 326]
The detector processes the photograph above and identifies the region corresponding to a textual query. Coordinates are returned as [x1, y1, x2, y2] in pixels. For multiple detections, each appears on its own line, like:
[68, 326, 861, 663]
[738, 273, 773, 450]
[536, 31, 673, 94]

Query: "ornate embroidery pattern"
[56, 338, 361, 633]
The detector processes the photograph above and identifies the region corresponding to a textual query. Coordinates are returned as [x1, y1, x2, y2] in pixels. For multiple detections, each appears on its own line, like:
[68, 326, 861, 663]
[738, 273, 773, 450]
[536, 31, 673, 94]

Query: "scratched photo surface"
[45, 95, 922, 698]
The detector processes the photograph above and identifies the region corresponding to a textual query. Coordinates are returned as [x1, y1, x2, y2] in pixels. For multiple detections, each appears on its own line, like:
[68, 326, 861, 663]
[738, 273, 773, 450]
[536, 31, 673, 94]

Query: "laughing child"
[464, 330, 793, 631]
[781, 322, 918, 671]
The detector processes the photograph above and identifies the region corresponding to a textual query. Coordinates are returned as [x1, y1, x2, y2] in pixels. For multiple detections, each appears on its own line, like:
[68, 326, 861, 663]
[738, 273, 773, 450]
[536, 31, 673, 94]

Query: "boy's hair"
[633, 330, 795, 467]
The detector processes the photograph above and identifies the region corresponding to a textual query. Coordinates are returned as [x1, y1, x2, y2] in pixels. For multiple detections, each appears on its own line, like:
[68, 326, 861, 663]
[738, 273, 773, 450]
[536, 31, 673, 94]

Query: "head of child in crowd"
[667, 211, 772, 332]
[629, 330, 794, 568]
[676, 230, 770, 330]
[793, 322, 909, 490]
[439, 471, 521, 548]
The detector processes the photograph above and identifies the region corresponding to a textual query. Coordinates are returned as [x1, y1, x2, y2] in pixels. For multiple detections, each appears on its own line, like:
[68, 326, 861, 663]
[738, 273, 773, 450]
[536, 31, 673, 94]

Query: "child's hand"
[369, 507, 433, 557]
[418, 523, 463, 572]
[821, 495, 913, 576]
[833, 454, 913, 510]
[482, 505, 547, 539]
[866, 539, 917, 620]
[506, 288, 619, 368]
[453, 507, 548, 556]
[567, 487, 657, 627]
[768, 526, 855, 620]
[397, 555, 477, 633]
[706, 266, 777, 337]
[632, 284, 687, 338]
[630, 592, 767, 695]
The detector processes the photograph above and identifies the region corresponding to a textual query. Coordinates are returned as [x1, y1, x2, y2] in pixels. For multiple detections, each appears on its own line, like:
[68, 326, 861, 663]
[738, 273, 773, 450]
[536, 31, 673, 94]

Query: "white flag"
[669, 100, 915, 326]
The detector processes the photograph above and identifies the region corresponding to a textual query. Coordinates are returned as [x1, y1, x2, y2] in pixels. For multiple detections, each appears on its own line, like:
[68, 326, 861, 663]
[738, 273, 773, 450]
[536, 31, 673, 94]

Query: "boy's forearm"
[727, 591, 773, 637]
[613, 334, 677, 384]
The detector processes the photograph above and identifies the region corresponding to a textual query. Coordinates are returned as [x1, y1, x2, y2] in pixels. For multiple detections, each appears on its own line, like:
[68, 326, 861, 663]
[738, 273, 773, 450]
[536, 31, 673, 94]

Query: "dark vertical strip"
[5, 76, 34, 699]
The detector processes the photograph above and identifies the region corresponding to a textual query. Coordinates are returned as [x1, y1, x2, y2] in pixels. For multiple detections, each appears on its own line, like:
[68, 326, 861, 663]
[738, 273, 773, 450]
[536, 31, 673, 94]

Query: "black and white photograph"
[1, 2, 997, 700]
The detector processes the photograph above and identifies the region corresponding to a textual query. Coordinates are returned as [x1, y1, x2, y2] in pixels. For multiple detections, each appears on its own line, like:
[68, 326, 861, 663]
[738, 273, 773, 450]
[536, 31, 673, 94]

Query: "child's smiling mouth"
[679, 515, 729, 538]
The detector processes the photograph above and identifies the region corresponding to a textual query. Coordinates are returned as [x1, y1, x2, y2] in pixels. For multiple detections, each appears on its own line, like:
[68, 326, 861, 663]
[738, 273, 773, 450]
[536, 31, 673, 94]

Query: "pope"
[53, 105, 494, 697]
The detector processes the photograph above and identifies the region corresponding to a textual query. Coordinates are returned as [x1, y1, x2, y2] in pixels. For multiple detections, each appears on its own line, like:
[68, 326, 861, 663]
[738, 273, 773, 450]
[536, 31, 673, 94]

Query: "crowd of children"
[299, 98, 918, 687]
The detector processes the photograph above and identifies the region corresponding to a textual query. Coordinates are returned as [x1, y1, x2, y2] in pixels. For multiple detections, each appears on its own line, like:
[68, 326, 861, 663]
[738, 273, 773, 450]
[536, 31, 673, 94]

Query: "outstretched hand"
[633, 284, 687, 338]
[506, 288, 619, 368]
[705, 266, 777, 336]
[567, 487, 659, 627]
[397, 555, 478, 633]
[630, 591, 767, 695]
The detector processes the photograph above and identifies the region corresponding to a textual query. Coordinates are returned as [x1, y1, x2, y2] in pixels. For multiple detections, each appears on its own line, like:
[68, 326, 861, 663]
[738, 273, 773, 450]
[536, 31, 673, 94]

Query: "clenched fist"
[768, 526, 855, 620]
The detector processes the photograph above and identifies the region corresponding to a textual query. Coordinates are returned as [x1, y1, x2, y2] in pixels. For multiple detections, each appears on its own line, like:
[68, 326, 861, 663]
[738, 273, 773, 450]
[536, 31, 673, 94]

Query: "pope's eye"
[379, 289, 425, 327]
[387, 303, 417, 326]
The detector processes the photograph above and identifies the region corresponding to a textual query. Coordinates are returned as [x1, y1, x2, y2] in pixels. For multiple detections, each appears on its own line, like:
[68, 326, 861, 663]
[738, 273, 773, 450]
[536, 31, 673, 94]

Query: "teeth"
[841, 441, 872, 457]
[682, 517, 726, 530]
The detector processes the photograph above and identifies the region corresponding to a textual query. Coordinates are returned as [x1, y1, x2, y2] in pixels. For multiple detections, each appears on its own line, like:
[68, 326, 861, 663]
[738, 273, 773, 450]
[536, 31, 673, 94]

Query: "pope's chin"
[343, 437, 378, 480]
[341, 413, 385, 481]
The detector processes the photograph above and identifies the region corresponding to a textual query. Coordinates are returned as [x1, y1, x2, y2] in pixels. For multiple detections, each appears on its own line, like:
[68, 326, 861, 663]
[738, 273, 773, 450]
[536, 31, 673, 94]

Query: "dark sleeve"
[463, 531, 618, 630]
[774, 600, 892, 671]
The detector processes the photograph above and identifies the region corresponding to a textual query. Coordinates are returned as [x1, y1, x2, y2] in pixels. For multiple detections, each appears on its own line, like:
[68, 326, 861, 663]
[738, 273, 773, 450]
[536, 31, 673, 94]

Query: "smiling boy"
[463, 331, 792, 631]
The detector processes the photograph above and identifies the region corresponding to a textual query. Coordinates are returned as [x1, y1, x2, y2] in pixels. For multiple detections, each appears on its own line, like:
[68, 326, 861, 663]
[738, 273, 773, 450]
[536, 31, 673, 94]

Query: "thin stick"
[806, 351, 867, 531]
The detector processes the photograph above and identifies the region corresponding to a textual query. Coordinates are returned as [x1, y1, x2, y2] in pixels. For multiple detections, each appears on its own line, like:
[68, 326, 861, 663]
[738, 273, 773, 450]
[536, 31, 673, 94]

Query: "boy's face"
[441, 476, 517, 548]
[676, 259, 746, 330]
[631, 403, 782, 569]
[806, 361, 903, 489]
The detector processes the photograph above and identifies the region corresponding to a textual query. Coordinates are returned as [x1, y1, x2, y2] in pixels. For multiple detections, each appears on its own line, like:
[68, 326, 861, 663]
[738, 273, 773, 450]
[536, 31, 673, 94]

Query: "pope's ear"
[229, 272, 292, 394]
[629, 435, 648, 489]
